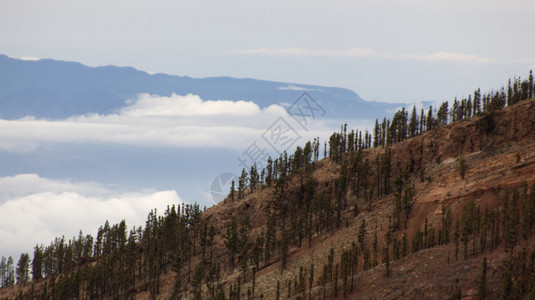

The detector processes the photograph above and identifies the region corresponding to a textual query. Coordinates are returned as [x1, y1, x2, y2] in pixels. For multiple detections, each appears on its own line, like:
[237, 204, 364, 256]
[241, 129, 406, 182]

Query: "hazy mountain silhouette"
[0, 54, 400, 119]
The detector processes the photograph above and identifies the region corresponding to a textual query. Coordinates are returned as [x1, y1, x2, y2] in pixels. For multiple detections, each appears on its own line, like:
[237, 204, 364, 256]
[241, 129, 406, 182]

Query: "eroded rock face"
[389, 99, 535, 174]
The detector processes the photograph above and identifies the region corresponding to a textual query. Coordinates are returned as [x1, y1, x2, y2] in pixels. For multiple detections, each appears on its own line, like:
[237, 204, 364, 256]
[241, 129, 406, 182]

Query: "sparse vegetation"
[1, 72, 535, 299]
[459, 157, 467, 179]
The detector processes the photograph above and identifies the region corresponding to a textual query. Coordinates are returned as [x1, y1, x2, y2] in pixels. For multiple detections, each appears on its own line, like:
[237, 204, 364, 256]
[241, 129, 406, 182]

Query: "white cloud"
[122, 93, 262, 116]
[403, 52, 493, 63]
[278, 84, 316, 91]
[7, 55, 41, 61]
[0, 92, 381, 167]
[0, 174, 182, 259]
[0, 93, 377, 165]
[0, 174, 108, 202]
[19, 56, 40, 61]
[0, 94, 294, 153]
[227, 47, 377, 58]
[226, 47, 495, 64]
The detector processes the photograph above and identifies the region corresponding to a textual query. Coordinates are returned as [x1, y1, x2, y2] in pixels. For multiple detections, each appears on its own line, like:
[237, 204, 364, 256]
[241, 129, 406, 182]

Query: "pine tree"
[358, 220, 367, 251]
[466, 96, 473, 119]
[454, 220, 460, 261]
[224, 218, 239, 268]
[427, 105, 435, 130]
[437, 101, 449, 126]
[408, 106, 418, 137]
[0, 256, 6, 288]
[420, 108, 426, 134]
[529, 70, 534, 99]
[230, 180, 235, 202]
[459, 157, 466, 179]
[191, 263, 205, 300]
[171, 272, 182, 299]
[502, 258, 513, 299]
[249, 163, 259, 193]
[473, 88, 481, 116]
[16, 253, 30, 284]
[402, 232, 408, 258]
[327, 248, 335, 282]
[477, 257, 487, 300]
[266, 157, 273, 187]
[333, 263, 339, 298]
[238, 168, 248, 200]
[309, 263, 314, 298]
[251, 232, 264, 270]
[280, 226, 289, 270]
[383, 246, 390, 277]
[5, 256, 14, 287]
[508, 79, 513, 106]
[373, 119, 380, 147]
[461, 200, 475, 259]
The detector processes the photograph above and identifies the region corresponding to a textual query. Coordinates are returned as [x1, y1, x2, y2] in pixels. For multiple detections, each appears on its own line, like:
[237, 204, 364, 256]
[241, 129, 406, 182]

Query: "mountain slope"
[202, 98, 535, 299]
[2, 95, 535, 299]
[0, 54, 399, 120]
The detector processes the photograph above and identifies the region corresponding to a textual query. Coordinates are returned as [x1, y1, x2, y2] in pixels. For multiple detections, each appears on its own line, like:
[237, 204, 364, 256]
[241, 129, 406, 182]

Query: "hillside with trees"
[1, 71, 535, 299]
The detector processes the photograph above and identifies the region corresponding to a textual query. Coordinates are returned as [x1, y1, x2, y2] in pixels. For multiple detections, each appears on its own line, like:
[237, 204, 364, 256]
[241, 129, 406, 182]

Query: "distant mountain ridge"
[0, 54, 400, 120]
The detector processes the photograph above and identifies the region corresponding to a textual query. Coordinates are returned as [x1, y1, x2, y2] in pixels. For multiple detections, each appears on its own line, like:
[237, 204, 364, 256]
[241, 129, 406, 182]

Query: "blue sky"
[2, 0, 535, 103]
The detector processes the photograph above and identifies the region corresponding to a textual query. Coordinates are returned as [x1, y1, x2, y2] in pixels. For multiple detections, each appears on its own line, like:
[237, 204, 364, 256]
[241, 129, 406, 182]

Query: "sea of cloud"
[0, 173, 181, 259]
[0, 93, 378, 260]
[0, 93, 340, 153]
